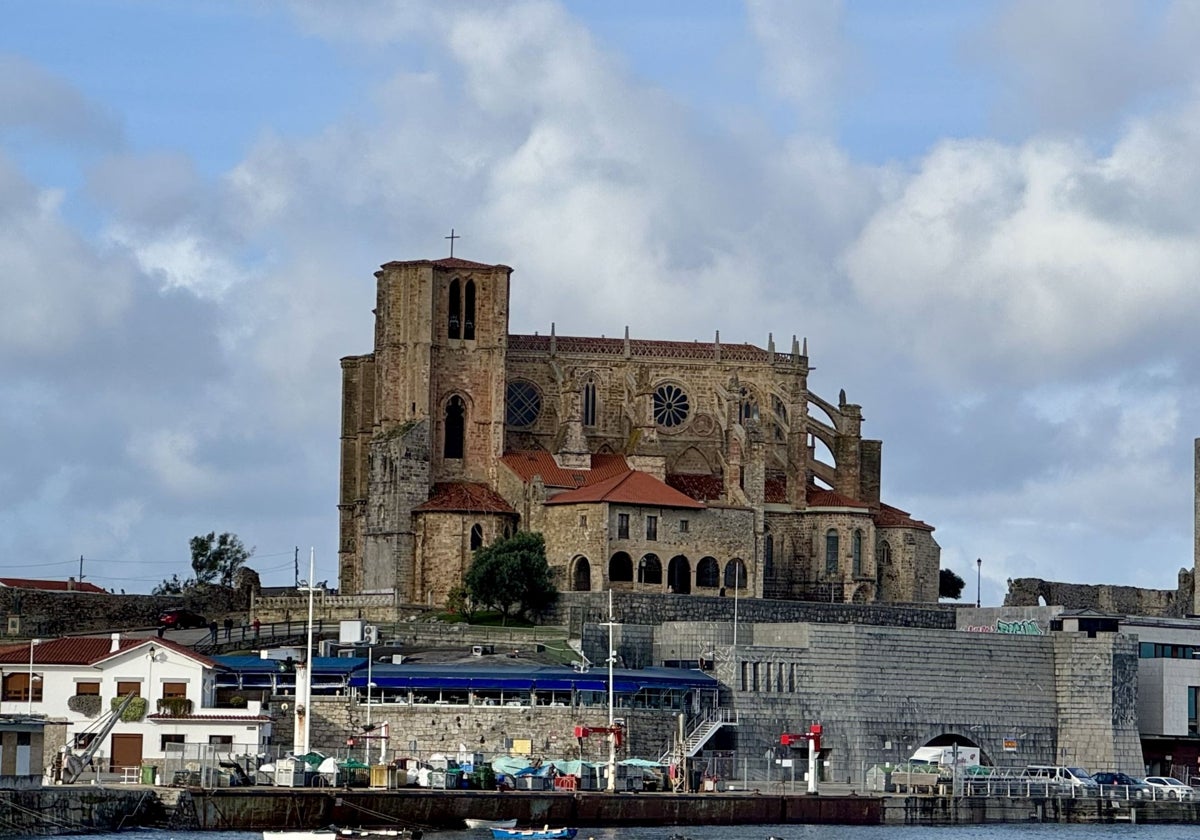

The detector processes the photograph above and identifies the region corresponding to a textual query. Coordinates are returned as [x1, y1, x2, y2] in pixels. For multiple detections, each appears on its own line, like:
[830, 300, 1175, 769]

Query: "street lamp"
[27, 638, 41, 715]
[976, 558, 982, 609]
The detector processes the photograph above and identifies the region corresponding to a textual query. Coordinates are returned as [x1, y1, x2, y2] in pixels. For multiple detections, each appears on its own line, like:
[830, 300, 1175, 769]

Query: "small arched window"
[448, 279, 461, 339]
[444, 396, 465, 459]
[582, 378, 597, 427]
[470, 523, 483, 551]
[464, 279, 476, 340]
[852, 529, 863, 576]
[825, 529, 839, 575]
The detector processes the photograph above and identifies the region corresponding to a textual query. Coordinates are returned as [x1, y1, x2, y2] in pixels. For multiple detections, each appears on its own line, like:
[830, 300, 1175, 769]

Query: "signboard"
[1003, 739, 1018, 752]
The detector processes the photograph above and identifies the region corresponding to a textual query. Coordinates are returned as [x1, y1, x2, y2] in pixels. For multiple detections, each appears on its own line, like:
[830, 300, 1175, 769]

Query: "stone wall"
[1004, 576, 1189, 618]
[1052, 632, 1143, 773]
[279, 694, 675, 763]
[0, 586, 248, 639]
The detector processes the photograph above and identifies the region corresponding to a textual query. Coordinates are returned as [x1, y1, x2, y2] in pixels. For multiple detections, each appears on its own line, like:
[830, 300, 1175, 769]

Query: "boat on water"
[490, 829, 577, 840]
[264, 828, 422, 840]
[465, 819, 518, 830]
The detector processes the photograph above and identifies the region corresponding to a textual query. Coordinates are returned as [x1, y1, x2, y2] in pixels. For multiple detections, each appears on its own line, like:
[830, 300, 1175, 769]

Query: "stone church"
[338, 256, 940, 606]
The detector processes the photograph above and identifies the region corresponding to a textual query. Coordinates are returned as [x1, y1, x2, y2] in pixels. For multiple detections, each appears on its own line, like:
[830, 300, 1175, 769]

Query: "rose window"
[653, 384, 690, 427]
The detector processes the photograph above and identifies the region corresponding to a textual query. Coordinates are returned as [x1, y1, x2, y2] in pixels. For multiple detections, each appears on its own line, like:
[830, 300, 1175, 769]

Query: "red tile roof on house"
[875, 503, 935, 532]
[547, 470, 706, 509]
[665, 473, 724, 502]
[0, 636, 221, 668]
[413, 482, 517, 514]
[500, 451, 629, 489]
[0, 577, 108, 594]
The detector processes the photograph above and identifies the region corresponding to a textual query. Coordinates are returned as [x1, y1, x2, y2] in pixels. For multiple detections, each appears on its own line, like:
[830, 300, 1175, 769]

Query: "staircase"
[661, 708, 739, 763]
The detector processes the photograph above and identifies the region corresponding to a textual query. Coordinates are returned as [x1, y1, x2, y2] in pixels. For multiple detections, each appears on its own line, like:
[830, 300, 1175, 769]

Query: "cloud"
[0, 53, 122, 148]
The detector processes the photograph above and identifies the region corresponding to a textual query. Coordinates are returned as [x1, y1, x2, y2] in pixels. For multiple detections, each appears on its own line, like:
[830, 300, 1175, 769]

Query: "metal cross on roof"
[445, 228, 460, 257]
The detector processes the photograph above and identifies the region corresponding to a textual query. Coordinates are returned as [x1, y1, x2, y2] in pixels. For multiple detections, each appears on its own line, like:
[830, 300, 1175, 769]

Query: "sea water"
[35, 826, 1200, 840]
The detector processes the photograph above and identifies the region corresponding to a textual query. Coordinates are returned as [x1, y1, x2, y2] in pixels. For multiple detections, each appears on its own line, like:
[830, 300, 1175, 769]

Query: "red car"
[158, 608, 208, 629]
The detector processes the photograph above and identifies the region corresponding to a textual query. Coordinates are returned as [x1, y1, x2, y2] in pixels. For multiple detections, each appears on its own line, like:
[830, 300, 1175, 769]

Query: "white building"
[0, 634, 271, 778]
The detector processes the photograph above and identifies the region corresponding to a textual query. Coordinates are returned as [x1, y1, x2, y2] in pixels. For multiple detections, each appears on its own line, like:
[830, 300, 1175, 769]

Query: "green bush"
[111, 696, 148, 722]
[67, 694, 102, 717]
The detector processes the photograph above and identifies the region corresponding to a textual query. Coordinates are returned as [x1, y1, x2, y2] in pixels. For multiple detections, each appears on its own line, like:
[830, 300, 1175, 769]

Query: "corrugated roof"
[500, 451, 629, 489]
[214, 656, 366, 675]
[0, 578, 108, 594]
[414, 483, 516, 514]
[546, 470, 705, 509]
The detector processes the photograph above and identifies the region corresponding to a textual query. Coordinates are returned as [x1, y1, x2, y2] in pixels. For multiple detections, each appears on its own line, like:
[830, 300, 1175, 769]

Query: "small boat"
[265, 828, 422, 840]
[491, 829, 577, 840]
[465, 819, 518, 830]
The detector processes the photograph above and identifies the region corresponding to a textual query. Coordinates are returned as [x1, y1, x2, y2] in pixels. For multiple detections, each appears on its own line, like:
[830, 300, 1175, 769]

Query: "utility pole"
[79, 555, 84, 583]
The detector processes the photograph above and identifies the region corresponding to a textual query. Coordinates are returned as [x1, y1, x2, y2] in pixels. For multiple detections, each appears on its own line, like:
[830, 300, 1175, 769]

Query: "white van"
[1020, 765, 1099, 795]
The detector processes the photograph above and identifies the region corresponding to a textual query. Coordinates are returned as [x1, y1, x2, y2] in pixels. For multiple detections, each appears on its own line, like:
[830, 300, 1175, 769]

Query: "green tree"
[464, 531, 557, 623]
[939, 568, 965, 600]
[152, 573, 193, 596]
[190, 532, 253, 587]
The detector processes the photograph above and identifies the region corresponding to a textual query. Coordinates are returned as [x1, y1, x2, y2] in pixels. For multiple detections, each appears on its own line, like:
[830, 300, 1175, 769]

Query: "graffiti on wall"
[964, 619, 1045, 636]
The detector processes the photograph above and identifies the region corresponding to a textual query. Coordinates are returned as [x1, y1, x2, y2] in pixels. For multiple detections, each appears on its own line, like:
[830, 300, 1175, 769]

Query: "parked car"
[1142, 776, 1195, 800]
[1020, 765, 1099, 795]
[1092, 772, 1151, 798]
[158, 607, 208, 629]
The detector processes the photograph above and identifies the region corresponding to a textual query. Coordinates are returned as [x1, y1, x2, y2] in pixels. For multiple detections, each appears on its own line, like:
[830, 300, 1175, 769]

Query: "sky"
[3, 0, 1200, 604]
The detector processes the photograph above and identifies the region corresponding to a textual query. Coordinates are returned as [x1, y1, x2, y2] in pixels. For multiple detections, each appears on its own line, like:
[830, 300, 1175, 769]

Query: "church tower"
[338, 257, 512, 595]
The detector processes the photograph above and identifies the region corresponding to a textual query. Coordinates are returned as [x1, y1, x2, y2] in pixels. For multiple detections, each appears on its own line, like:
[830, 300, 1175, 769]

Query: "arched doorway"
[638, 554, 662, 586]
[608, 552, 633, 582]
[571, 556, 591, 592]
[696, 556, 719, 589]
[667, 555, 691, 594]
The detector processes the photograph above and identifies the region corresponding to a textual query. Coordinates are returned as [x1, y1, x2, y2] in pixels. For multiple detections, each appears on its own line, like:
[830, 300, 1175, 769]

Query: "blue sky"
[3, 0, 1200, 603]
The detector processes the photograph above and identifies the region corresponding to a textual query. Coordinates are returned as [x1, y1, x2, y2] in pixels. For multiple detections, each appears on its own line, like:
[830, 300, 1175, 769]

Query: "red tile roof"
[379, 257, 508, 272]
[414, 482, 517, 514]
[666, 473, 724, 502]
[0, 577, 108, 594]
[508, 334, 776, 363]
[875, 503, 935, 532]
[764, 476, 788, 504]
[806, 487, 871, 510]
[547, 470, 705, 509]
[500, 451, 629, 489]
[0, 636, 221, 667]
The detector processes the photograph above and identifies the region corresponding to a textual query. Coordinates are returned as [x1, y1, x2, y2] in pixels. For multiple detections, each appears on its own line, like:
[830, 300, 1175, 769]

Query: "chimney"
[110, 632, 121, 653]
[68, 576, 75, 591]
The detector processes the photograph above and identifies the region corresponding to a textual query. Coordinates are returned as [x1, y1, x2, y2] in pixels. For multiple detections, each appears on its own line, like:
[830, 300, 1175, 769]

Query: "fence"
[160, 742, 279, 789]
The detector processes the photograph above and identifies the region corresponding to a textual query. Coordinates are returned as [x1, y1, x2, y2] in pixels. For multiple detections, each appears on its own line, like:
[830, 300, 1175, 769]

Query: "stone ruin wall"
[1004, 569, 1195, 618]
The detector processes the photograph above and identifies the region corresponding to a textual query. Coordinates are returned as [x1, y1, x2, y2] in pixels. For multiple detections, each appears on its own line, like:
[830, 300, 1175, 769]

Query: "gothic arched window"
[444, 396, 465, 459]
[470, 523, 483, 551]
[448, 279, 462, 339]
[582, 378, 597, 427]
[464, 279, 476, 340]
[852, 529, 863, 576]
[825, 529, 839, 575]
[506, 380, 542, 428]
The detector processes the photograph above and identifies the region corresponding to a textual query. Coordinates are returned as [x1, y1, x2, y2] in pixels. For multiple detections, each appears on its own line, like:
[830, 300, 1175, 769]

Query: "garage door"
[110, 734, 143, 773]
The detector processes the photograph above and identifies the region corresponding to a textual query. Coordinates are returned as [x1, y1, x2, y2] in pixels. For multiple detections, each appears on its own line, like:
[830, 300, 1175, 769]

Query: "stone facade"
[338, 256, 940, 607]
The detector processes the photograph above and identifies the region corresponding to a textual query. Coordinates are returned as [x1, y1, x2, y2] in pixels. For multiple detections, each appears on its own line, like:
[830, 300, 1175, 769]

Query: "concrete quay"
[183, 788, 1200, 830]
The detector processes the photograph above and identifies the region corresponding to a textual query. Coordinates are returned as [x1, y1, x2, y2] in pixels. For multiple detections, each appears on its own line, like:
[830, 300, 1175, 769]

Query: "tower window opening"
[444, 396, 465, 459]
[464, 279, 476, 340]
[448, 279, 462, 339]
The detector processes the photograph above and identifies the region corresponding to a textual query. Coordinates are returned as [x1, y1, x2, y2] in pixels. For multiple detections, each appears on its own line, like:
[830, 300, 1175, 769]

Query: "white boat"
[264, 828, 421, 840]
[465, 819, 518, 830]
